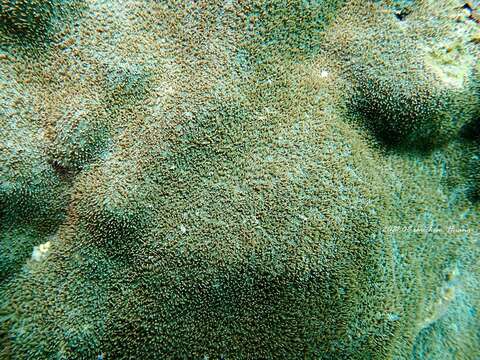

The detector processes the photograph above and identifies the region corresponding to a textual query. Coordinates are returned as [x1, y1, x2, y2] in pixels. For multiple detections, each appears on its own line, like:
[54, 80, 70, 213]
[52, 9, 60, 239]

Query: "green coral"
[327, 1, 480, 148]
[1, 0, 479, 359]
[0, 0, 84, 43]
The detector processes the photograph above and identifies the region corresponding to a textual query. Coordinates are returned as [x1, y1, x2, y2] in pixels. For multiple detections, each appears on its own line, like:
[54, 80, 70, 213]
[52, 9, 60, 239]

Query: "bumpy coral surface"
[0, 0, 479, 359]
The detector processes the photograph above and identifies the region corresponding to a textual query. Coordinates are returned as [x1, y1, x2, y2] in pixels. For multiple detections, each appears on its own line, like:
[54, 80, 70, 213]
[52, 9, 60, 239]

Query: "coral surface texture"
[0, 0, 479, 359]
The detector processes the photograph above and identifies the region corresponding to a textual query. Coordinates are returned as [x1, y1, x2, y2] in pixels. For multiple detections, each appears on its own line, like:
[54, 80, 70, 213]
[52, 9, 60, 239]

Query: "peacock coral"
[1, 0, 479, 359]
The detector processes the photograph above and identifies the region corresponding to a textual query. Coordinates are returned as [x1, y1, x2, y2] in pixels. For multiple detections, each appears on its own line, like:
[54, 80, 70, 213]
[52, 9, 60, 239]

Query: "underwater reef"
[0, 0, 479, 358]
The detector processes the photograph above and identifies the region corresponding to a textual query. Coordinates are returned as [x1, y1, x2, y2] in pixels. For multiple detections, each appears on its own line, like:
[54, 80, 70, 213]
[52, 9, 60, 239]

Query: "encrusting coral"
[0, 0, 84, 42]
[0, 0, 479, 359]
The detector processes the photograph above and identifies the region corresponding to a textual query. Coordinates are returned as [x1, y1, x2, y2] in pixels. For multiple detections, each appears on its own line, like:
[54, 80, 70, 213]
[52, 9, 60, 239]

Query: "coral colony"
[1, 0, 479, 359]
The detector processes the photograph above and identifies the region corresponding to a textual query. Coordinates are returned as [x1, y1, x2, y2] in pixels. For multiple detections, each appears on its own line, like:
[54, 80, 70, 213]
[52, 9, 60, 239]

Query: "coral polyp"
[0, 0, 479, 359]
[0, 0, 83, 42]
